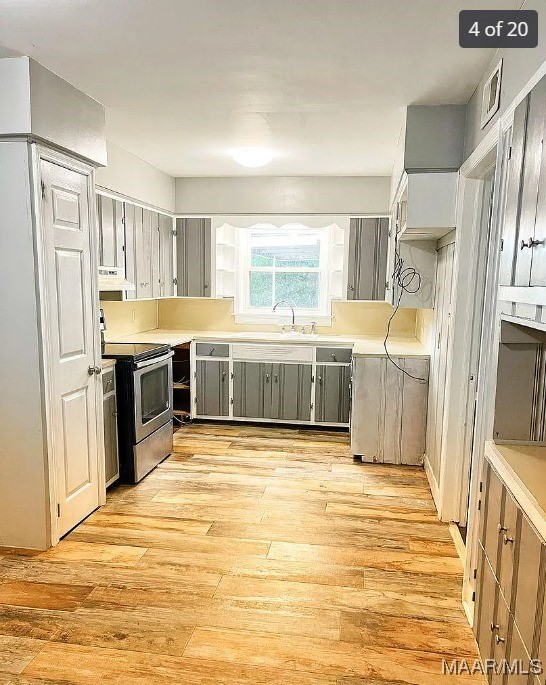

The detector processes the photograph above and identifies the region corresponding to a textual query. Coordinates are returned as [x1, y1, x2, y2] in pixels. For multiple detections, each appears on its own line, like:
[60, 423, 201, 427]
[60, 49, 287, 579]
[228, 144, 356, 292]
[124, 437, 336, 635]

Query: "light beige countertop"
[108, 328, 429, 358]
[485, 441, 546, 541]
[101, 358, 116, 369]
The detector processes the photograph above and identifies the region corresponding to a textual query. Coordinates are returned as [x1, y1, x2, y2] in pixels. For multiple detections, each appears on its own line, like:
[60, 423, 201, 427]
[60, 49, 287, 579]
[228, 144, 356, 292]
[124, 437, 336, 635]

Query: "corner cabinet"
[191, 341, 351, 427]
[350, 355, 429, 465]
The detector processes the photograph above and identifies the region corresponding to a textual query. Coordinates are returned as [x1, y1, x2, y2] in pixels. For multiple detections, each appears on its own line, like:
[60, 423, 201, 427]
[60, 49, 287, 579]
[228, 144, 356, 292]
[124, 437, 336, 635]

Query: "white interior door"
[40, 159, 101, 537]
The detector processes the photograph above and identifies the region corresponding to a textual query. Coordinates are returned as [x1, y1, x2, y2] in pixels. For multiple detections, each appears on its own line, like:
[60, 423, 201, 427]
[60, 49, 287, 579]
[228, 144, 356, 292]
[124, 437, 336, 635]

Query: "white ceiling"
[0, 0, 517, 177]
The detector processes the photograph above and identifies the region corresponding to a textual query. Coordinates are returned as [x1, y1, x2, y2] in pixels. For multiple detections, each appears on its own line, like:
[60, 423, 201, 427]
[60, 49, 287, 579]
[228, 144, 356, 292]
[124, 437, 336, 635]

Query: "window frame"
[235, 225, 332, 323]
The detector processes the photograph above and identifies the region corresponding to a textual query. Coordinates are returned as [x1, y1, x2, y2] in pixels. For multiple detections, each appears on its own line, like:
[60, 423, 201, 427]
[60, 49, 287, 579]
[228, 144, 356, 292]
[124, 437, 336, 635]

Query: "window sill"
[233, 312, 333, 326]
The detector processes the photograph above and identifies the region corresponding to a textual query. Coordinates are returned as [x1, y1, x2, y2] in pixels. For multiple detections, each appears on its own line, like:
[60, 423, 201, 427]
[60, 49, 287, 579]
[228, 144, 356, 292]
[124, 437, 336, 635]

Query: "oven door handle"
[134, 350, 174, 369]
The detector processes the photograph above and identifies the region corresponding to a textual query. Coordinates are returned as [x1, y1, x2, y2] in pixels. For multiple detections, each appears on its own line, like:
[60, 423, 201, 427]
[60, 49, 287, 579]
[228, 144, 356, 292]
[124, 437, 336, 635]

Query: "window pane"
[249, 271, 273, 308]
[275, 272, 319, 309]
[251, 232, 320, 268]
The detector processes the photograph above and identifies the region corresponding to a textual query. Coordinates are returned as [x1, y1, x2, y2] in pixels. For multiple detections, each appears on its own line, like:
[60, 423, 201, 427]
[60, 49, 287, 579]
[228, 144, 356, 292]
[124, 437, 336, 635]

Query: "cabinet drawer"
[482, 465, 504, 575]
[474, 546, 497, 663]
[195, 342, 229, 358]
[498, 490, 519, 607]
[316, 347, 352, 364]
[514, 514, 543, 654]
[102, 368, 116, 394]
[232, 344, 313, 363]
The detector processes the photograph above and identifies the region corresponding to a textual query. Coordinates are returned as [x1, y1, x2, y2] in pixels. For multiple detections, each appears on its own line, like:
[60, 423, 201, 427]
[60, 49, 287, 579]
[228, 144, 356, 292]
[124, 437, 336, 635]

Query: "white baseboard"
[423, 454, 441, 516]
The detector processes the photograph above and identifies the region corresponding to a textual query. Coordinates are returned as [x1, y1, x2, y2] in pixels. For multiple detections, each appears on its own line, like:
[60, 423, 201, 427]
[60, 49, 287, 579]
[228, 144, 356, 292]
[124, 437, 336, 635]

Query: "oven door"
[133, 351, 174, 443]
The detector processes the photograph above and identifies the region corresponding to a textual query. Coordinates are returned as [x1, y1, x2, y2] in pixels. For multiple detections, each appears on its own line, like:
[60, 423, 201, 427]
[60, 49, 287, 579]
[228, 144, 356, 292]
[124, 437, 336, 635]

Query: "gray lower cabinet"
[350, 356, 429, 464]
[475, 460, 545, 682]
[315, 365, 351, 424]
[233, 361, 312, 422]
[102, 366, 119, 486]
[347, 217, 389, 300]
[195, 359, 229, 417]
[176, 218, 212, 297]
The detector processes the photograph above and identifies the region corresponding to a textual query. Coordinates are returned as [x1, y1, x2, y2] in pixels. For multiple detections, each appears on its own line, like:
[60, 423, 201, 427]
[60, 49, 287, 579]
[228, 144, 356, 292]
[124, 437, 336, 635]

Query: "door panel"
[271, 364, 312, 422]
[233, 361, 265, 419]
[41, 159, 100, 537]
[483, 467, 504, 575]
[498, 491, 519, 607]
[160, 214, 174, 297]
[516, 77, 546, 286]
[103, 391, 118, 485]
[97, 195, 124, 271]
[400, 358, 429, 465]
[150, 211, 161, 298]
[347, 218, 388, 300]
[135, 208, 153, 298]
[124, 202, 136, 299]
[530, 81, 546, 286]
[513, 514, 543, 652]
[177, 218, 211, 297]
[196, 360, 229, 417]
[474, 547, 497, 664]
[315, 365, 351, 423]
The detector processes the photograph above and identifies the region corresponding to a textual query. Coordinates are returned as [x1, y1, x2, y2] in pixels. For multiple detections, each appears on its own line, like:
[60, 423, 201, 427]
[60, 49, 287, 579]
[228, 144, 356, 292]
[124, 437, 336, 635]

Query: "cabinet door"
[271, 363, 312, 422]
[516, 77, 546, 286]
[97, 195, 125, 272]
[506, 620, 532, 685]
[135, 207, 153, 299]
[124, 202, 136, 300]
[103, 391, 119, 486]
[474, 546, 497, 664]
[196, 360, 229, 417]
[513, 514, 543, 653]
[530, 80, 546, 286]
[233, 361, 268, 419]
[483, 466, 504, 575]
[498, 491, 519, 606]
[347, 218, 388, 300]
[150, 211, 161, 298]
[159, 214, 174, 297]
[176, 218, 212, 297]
[315, 365, 351, 424]
[499, 98, 529, 287]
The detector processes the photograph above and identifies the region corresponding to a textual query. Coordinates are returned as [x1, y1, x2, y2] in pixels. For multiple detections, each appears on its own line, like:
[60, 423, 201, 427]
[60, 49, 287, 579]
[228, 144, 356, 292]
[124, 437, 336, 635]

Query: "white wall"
[465, 0, 546, 157]
[175, 176, 390, 215]
[96, 141, 176, 212]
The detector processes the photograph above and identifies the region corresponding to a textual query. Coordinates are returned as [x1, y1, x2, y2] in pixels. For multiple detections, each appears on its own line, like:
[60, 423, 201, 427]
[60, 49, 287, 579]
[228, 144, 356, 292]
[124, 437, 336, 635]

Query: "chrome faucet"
[273, 300, 296, 332]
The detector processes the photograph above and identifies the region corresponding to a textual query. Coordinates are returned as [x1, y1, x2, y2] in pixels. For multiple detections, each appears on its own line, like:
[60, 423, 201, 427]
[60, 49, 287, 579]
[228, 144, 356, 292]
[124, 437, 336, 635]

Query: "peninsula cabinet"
[176, 218, 212, 297]
[350, 356, 429, 465]
[474, 457, 546, 683]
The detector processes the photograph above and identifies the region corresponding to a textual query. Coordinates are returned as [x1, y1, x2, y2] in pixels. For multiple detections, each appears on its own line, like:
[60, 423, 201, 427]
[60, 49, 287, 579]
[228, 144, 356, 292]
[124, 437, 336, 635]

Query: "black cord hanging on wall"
[383, 241, 428, 384]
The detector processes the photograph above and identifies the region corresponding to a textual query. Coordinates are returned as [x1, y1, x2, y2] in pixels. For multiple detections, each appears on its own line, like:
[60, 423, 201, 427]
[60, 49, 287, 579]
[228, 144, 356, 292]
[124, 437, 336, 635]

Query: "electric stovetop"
[102, 342, 171, 362]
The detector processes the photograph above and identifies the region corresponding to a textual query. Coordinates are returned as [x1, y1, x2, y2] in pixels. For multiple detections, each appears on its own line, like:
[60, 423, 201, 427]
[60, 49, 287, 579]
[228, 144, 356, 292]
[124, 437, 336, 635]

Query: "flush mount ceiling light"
[231, 147, 273, 168]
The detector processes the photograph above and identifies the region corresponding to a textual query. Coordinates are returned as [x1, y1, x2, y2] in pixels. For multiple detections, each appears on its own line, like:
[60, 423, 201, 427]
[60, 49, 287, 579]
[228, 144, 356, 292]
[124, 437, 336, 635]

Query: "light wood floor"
[0, 423, 483, 684]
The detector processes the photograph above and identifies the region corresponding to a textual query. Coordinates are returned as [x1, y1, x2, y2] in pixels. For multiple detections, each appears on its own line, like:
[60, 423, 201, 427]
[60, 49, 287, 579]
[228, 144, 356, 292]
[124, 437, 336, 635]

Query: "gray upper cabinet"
[315, 365, 351, 424]
[97, 195, 125, 275]
[347, 218, 389, 300]
[195, 359, 229, 417]
[124, 202, 136, 300]
[135, 206, 153, 299]
[176, 218, 212, 297]
[150, 211, 161, 299]
[159, 213, 175, 297]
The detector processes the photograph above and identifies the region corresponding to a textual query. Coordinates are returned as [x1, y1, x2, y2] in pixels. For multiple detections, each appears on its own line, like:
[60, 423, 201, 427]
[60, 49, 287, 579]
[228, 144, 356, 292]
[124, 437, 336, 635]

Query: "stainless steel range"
[102, 342, 174, 483]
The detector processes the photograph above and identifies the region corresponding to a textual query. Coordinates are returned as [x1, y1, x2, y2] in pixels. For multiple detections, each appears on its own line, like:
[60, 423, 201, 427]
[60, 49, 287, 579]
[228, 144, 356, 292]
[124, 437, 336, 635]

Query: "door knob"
[88, 365, 101, 376]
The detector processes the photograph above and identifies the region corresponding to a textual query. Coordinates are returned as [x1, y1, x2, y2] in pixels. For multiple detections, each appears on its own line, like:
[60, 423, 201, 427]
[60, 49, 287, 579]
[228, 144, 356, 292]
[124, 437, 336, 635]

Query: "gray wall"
[175, 176, 390, 215]
[465, 0, 546, 158]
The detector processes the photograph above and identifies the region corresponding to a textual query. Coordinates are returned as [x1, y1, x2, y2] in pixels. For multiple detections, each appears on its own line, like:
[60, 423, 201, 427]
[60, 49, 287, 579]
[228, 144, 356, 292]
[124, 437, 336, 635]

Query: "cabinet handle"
[331, 353, 337, 361]
[490, 623, 499, 633]
[318, 375, 323, 383]
[222, 371, 227, 381]
[204, 282, 209, 289]
[498, 524, 508, 532]
[265, 373, 270, 382]
[495, 634, 506, 645]
[520, 237, 542, 250]
[112, 411, 117, 417]
[274, 374, 278, 382]
[503, 533, 514, 545]
[209, 347, 215, 355]
[348, 284, 355, 291]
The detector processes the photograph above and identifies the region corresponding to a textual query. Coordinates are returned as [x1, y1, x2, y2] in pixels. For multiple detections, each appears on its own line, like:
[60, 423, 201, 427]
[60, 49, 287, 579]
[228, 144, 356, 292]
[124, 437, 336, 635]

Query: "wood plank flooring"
[0, 423, 484, 684]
